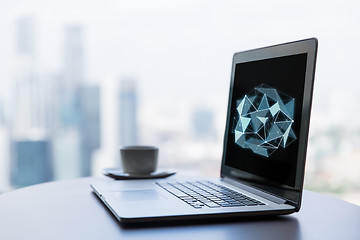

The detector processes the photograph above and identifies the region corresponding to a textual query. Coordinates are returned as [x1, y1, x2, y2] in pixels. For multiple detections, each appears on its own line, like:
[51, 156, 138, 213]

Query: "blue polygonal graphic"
[233, 84, 297, 157]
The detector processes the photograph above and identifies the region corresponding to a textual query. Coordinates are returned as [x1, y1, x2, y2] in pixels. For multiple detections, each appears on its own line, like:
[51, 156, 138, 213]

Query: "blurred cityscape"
[0, 18, 101, 189]
[0, 17, 223, 191]
[0, 15, 359, 207]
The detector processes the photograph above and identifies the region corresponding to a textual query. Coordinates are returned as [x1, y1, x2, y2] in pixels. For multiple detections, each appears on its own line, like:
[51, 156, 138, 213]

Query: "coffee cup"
[120, 146, 158, 175]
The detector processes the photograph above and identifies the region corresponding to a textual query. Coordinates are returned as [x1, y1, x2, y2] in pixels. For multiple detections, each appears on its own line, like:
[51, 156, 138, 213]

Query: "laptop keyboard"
[156, 181, 265, 209]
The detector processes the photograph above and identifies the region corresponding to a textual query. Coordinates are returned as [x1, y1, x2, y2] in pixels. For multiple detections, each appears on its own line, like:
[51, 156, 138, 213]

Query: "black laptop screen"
[224, 53, 308, 188]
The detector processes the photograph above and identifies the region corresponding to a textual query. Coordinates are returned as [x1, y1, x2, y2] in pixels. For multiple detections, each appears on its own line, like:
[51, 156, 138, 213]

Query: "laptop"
[91, 38, 318, 224]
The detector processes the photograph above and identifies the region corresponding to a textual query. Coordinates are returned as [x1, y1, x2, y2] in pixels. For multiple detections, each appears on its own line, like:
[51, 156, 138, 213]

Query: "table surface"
[0, 177, 359, 240]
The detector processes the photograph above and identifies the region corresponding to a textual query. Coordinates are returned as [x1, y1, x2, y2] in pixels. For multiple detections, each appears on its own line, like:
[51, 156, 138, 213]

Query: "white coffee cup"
[120, 146, 158, 175]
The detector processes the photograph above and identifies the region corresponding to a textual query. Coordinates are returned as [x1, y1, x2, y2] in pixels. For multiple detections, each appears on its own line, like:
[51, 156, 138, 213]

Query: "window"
[0, 1, 359, 205]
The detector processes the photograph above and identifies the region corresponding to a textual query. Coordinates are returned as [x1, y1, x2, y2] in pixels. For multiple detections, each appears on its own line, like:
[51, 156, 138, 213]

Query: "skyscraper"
[11, 17, 54, 187]
[52, 129, 82, 180]
[119, 79, 138, 147]
[58, 25, 84, 127]
[77, 85, 101, 176]
[17, 17, 34, 57]
[12, 17, 53, 132]
[13, 17, 41, 132]
[192, 108, 216, 140]
[0, 123, 10, 192]
[52, 25, 100, 178]
[63, 25, 84, 91]
[11, 137, 53, 188]
[0, 99, 4, 125]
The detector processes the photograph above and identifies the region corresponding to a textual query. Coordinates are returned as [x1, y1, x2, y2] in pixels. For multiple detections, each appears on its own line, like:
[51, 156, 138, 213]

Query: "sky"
[0, 0, 360, 110]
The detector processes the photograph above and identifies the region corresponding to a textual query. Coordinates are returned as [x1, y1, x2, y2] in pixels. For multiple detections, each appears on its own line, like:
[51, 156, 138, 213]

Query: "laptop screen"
[226, 53, 307, 188]
[221, 39, 317, 205]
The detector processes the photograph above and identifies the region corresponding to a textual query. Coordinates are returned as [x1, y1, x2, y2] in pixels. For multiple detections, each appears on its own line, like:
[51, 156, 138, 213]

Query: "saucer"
[103, 168, 176, 180]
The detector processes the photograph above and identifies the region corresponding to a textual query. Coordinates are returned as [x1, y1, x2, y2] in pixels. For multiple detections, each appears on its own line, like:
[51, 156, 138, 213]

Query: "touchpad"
[111, 190, 162, 201]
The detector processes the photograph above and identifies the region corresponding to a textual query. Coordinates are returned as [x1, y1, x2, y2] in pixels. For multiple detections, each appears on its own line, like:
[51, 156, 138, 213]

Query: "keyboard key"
[230, 203, 246, 206]
[205, 202, 221, 208]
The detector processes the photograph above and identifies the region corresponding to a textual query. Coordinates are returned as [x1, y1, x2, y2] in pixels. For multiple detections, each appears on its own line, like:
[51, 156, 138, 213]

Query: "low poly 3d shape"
[233, 84, 297, 157]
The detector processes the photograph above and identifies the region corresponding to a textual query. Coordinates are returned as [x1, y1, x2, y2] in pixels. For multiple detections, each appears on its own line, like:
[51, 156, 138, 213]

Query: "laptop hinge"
[222, 177, 287, 204]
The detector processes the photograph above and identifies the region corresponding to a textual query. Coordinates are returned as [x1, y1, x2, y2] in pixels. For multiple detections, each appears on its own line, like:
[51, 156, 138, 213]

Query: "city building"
[63, 25, 84, 91]
[52, 25, 98, 177]
[0, 126, 10, 192]
[58, 25, 85, 127]
[192, 107, 216, 140]
[0, 99, 4, 125]
[119, 79, 138, 147]
[16, 17, 35, 57]
[77, 85, 101, 176]
[11, 137, 53, 188]
[52, 129, 82, 180]
[9, 17, 54, 188]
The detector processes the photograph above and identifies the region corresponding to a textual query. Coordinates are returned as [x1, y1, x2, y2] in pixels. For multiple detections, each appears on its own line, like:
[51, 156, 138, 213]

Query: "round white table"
[0, 177, 359, 240]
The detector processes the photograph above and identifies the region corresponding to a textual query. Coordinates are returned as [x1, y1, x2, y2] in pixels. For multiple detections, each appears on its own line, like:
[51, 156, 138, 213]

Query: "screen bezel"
[220, 38, 318, 209]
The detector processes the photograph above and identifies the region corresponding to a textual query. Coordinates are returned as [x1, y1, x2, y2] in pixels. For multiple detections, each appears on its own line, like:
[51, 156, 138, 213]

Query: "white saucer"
[103, 168, 176, 180]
